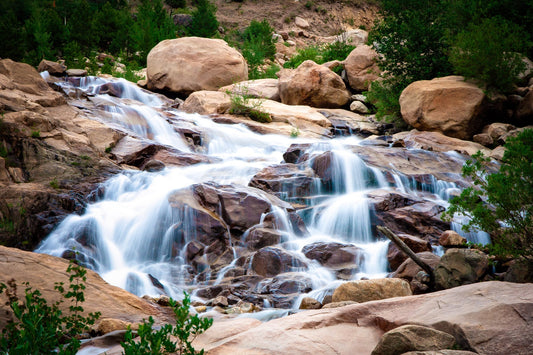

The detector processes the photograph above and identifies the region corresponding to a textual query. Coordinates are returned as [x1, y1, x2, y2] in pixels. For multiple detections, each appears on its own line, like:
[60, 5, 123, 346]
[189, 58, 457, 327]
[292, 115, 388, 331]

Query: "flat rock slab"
[193, 281, 533, 355]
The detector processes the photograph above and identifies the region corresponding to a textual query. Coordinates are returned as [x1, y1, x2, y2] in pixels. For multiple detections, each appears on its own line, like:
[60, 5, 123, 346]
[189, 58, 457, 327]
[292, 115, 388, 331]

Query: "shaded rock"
[244, 227, 282, 250]
[485, 122, 516, 143]
[503, 258, 533, 283]
[344, 45, 380, 91]
[516, 89, 533, 122]
[368, 190, 421, 213]
[472, 133, 493, 147]
[371, 324, 455, 355]
[147, 37, 248, 95]
[401, 351, 477, 355]
[393, 252, 441, 283]
[249, 163, 318, 198]
[283, 143, 311, 164]
[299, 297, 322, 310]
[332, 278, 412, 303]
[438, 231, 466, 247]
[302, 242, 364, 269]
[434, 248, 489, 290]
[350, 100, 370, 114]
[278, 60, 350, 108]
[399, 77, 486, 140]
[38, 59, 66, 76]
[251, 247, 307, 277]
[387, 234, 432, 271]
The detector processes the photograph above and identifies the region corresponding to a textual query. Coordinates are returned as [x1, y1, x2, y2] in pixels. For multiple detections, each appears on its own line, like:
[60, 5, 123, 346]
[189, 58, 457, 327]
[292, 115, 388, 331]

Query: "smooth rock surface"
[344, 45, 380, 91]
[332, 278, 412, 303]
[371, 324, 455, 355]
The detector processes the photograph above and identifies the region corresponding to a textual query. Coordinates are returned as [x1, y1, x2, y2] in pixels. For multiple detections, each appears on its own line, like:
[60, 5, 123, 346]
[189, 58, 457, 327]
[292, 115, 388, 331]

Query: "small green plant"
[227, 88, 271, 123]
[121, 292, 212, 355]
[0, 262, 101, 354]
[305, 1, 314, 10]
[443, 129, 533, 258]
[290, 128, 300, 138]
[0, 144, 7, 158]
[0, 218, 15, 233]
[31, 130, 40, 138]
[50, 178, 60, 189]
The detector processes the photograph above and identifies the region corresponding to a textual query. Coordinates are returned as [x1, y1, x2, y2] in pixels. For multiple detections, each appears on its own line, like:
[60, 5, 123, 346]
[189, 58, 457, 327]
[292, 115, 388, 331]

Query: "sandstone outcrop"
[192, 281, 533, 355]
[220, 79, 280, 101]
[399, 77, 486, 140]
[147, 37, 248, 96]
[344, 45, 381, 91]
[0, 246, 174, 331]
[278, 60, 350, 108]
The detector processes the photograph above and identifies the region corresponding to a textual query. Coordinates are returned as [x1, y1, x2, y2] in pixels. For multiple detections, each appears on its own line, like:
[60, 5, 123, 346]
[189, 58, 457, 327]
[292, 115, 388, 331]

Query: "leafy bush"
[364, 78, 406, 127]
[0, 262, 101, 354]
[443, 129, 533, 257]
[283, 41, 355, 69]
[227, 88, 271, 123]
[241, 20, 276, 79]
[121, 292, 212, 355]
[449, 17, 528, 92]
[187, 0, 219, 38]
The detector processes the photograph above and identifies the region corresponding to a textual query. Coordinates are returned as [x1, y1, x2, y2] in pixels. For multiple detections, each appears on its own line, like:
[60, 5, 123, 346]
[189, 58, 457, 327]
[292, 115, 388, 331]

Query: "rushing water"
[36, 76, 489, 306]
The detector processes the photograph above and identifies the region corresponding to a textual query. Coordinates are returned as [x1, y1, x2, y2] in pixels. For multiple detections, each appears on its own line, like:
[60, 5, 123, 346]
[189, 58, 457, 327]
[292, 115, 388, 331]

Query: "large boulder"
[181, 90, 231, 115]
[192, 282, 533, 355]
[0, 246, 173, 331]
[278, 60, 350, 108]
[344, 45, 381, 91]
[434, 248, 489, 290]
[399, 76, 486, 140]
[251, 247, 307, 277]
[302, 242, 364, 270]
[371, 324, 456, 355]
[146, 37, 248, 95]
[332, 278, 412, 303]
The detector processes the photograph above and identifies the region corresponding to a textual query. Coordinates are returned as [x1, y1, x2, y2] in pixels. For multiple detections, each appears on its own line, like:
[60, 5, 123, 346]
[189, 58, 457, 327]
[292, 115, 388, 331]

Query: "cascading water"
[37, 76, 489, 308]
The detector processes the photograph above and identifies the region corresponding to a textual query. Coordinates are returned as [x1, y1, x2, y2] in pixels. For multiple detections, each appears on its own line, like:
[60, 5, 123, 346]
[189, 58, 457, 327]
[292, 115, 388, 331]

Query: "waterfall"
[36, 76, 489, 307]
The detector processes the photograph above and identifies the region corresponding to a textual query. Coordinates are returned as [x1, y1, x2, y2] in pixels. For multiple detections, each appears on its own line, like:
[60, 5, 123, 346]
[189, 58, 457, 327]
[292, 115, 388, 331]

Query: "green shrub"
[121, 292, 212, 355]
[187, 0, 219, 38]
[240, 20, 276, 80]
[227, 89, 271, 123]
[443, 129, 533, 257]
[283, 41, 354, 69]
[165, 0, 186, 8]
[449, 17, 528, 92]
[283, 46, 320, 68]
[321, 41, 355, 63]
[31, 130, 40, 138]
[0, 262, 101, 354]
[364, 77, 407, 126]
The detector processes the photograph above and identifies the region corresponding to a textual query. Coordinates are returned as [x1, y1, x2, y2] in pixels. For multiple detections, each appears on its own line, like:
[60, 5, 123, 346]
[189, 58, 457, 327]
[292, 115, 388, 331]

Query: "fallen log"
[377, 226, 435, 288]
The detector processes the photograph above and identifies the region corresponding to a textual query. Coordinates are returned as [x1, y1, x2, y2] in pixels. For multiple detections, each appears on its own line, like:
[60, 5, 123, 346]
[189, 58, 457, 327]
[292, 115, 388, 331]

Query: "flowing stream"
[36, 76, 488, 307]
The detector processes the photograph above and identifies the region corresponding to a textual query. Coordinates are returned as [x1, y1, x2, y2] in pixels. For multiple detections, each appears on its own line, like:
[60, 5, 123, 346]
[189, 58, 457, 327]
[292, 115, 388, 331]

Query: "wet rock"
[438, 230, 466, 247]
[66, 68, 88, 77]
[251, 247, 307, 277]
[283, 143, 311, 164]
[503, 258, 533, 283]
[244, 227, 282, 250]
[249, 163, 318, 198]
[212, 295, 229, 308]
[141, 159, 165, 172]
[299, 297, 322, 310]
[332, 278, 412, 303]
[278, 60, 350, 108]
[147, 38, 248, 96]
[371, 324, 456, 355]
[257, 273, 312, 295]
[434, 248, 489, 290]
[368, 190, 421, 213]
[302, 242, 364, 270]
[387, 234, 432, 271]
[400, 76, 487, 140]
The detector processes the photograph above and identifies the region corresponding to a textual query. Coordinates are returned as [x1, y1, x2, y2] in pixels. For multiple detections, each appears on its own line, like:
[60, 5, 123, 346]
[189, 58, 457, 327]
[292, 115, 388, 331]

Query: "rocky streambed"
[1, 59, 531, 354]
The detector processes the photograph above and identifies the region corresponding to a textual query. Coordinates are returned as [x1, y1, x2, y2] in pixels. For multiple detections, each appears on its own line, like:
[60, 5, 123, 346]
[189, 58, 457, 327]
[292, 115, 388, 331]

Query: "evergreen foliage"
[241, 20, 277, 79]
[444, 129, 533, 258]
[367, 0, 533, 122]
[187, 0, 219, 38]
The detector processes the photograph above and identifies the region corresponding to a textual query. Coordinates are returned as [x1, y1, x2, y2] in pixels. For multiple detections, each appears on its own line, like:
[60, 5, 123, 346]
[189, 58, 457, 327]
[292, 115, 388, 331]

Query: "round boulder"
[344, 44, 381, 91]
[434, 248, 489, 290]
[278, 60, 350, 108]
[371, 324, 456, 355]
[399, 76, 486, 140]
[147, 37, 248, 96]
